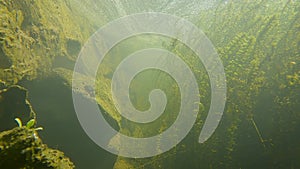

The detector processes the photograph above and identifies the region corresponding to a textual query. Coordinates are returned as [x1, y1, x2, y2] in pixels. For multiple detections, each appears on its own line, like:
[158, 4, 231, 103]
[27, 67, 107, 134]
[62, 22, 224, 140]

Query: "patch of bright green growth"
[14, 117, 43, 131]
[25, 119, 35, 129]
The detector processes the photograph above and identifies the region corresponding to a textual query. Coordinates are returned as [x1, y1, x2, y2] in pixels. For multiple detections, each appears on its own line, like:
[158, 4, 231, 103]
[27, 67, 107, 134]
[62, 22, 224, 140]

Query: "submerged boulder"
[0, 126, 74, 169]
[0, 85, 75, 168]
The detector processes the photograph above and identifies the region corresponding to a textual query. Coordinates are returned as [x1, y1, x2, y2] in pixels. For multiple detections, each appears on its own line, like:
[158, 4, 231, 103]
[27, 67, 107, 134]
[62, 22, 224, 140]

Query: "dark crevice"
[66, 39, 81, 57]
[0, 48, 12, 69]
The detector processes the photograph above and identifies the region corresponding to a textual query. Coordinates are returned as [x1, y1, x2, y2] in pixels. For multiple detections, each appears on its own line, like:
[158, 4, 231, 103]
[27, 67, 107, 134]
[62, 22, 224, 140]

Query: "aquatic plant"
[113, 1, 300, 168]
[14, 117, 43, 131]
[0, 0, 298, 168]
[0, 126, 74, 168]
[0, 0, 94, 85]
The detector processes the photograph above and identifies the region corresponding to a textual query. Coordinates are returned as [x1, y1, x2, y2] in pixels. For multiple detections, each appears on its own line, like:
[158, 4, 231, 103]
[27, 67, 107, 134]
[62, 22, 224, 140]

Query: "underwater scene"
[0, 0, 299, 169]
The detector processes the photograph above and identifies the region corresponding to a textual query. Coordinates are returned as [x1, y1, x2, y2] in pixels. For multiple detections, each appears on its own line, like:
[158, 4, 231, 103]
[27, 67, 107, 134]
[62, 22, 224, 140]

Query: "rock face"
[0, 84, 76, 168]
[0, 127, 75, 169]
[0, 1, 95, 168]
[0, 0, 93, 85]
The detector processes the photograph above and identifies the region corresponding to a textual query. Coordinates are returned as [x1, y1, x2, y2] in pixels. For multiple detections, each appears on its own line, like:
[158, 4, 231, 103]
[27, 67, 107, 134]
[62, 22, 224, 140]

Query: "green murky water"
[0, 0, 299, 169]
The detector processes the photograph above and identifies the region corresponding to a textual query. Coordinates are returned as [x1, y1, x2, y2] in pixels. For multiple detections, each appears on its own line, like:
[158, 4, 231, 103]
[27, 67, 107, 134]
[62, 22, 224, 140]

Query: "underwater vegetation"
[0, 0, 94, 86]
[0, 0, 93, 167]
[0, 126, 74, 169]
[0, 0, 299, 169]
[0, 85, 74, 168]
[107, 1, 300, 169]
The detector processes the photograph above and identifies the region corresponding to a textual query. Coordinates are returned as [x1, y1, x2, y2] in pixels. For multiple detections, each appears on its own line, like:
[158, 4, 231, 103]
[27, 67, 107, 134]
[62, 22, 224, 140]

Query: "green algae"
[0, 0, 299, 168]
[0, 84, 75, 168]
[0, 127, 74, 169]
[110, 1, 300, 168]
[0, 0, 94, 85]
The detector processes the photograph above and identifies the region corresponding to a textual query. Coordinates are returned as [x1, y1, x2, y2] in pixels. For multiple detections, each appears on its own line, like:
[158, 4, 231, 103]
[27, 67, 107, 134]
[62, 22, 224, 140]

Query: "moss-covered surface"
[0, 84, 76, 168]
[0, 0, 299, 168]
[0, 126, 74, 169]
[0, 0, 96, 168]
[108, 1, 300, 169]
[0, 0, 94, 85]
[50, 1, 300, 168]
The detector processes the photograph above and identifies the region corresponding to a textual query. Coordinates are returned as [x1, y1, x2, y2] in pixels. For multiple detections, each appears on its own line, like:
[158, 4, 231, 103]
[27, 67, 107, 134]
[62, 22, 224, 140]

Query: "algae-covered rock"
[0, 85, 74, 168]
[0, 0, 94, 85]
[0, 126, 74, 169]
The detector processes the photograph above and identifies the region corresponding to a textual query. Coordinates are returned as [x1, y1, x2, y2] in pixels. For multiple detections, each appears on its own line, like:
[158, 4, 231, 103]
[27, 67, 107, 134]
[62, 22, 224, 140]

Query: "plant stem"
[250, 117, 266, 148]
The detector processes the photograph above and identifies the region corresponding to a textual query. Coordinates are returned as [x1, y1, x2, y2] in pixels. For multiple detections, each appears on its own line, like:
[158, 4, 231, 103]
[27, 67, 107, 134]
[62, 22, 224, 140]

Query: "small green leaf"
[26, 119, 35, 129]
[15, 118, 22, 127]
